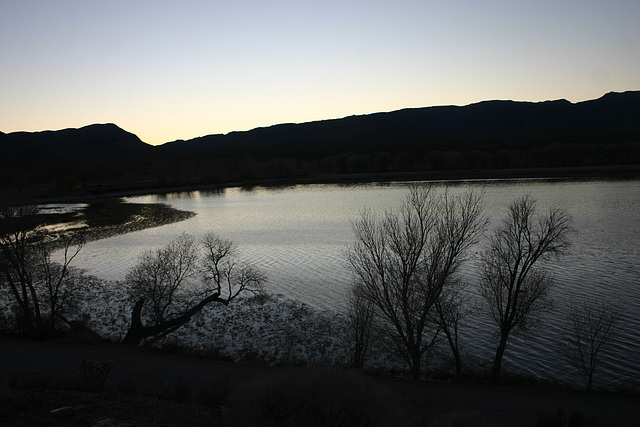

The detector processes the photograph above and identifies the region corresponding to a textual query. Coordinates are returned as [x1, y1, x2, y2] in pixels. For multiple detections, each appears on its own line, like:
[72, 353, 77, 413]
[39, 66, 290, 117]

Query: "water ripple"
[58, 179, 640, 387]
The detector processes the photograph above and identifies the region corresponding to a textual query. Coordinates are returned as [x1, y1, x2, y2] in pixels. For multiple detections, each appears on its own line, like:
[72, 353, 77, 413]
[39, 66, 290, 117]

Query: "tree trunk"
[441, 325, 462, 377]
[14, 280, 36, 334]
[453, 348, 462, 378]
[491, 332, 509, 382]
[122, 293, 226, 346]
[18, 299, 35, 334]
[586, 372, 593, 391]
[410, 347, 422, 380]
[122, 298, 145, 345]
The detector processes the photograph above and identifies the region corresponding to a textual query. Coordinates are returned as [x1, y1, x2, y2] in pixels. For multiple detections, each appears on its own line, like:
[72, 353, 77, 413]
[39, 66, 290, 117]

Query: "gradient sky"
[2, 0, 639, 145]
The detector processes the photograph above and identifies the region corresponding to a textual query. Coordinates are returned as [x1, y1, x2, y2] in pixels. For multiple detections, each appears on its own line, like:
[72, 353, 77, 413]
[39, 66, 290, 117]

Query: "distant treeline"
[145, 140, 640, 185]
[2, 91, 640, 200]
[4, 138, 640, 201]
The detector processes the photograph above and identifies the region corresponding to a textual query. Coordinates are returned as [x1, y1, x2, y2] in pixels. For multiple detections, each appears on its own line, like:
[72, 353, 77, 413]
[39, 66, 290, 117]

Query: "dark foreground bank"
[1, 337, 638, 426]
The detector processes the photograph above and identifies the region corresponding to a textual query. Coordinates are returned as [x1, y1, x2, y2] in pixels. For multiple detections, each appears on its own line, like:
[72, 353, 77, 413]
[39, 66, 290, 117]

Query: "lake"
[66, 179, 640, 386]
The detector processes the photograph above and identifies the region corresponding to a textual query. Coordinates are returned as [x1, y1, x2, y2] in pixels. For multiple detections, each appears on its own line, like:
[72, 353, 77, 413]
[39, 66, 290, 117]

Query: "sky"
[1, 0, 639, 145]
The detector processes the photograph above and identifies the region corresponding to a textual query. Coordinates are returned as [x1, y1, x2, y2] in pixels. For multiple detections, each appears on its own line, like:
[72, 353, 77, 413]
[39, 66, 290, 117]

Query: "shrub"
[430, 410, 495, 427]
[222, 364, 408, 426]
[78, 359, 115, 391]
[533, 409, 612, 427]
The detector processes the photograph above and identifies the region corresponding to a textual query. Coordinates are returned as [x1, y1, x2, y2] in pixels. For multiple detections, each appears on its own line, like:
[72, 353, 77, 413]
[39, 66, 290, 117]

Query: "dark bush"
[533, 409, 612, 427]
[222, 364, 408, 426]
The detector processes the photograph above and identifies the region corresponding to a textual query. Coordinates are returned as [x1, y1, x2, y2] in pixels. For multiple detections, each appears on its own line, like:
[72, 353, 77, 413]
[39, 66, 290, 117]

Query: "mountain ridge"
[3, 91, 639, 150]
[165, 90, 637, 141]
[2, 91, 639, 200]
[158, 90, 640, 159]
[1, 123, 151, 155]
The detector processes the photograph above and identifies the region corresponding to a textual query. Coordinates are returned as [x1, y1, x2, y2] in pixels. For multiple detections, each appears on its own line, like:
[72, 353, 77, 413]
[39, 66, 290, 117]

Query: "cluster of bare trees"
[0, 189, 627, 389]
[346, 185, 625, 387]
[345, 187, 486, 379]
[0, 205, 86, 336]
[0, 205, 265, 345]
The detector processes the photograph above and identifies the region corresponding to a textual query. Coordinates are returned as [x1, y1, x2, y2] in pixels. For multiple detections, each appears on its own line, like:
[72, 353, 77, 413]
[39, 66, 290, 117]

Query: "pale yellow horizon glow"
[2, 0, 639, 145]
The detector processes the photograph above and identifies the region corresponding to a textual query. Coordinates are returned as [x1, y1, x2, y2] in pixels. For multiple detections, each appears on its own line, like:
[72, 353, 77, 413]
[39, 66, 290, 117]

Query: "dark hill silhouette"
[1, 124, 155, 199]
[160, 91, 640, 159]
[2, 123, 151, 164]
[2, 91, 639, 200]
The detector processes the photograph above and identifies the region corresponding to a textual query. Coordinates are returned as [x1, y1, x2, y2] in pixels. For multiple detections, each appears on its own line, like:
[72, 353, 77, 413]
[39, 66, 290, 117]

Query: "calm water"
[66, 179, 640, 386]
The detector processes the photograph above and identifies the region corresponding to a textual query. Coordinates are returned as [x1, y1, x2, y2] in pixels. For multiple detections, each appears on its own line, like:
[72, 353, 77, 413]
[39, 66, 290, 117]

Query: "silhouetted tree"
[432, 276, 474, 377]
[35, 235, 85, 330]
[123, 232, 265, 345]
[561, 299, 624, 390]
[347, 282, 376, 369]
[479, 196, 572, 381]
[0, 205, 85, 335]
[346, 185, 486, 379]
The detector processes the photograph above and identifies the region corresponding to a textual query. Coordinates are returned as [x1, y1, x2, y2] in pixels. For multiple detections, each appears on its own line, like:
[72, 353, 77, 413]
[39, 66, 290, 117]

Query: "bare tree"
[432, 277, 474, 377]
[561, 299, 624, 390]
[35, 234, 85, 329]
[347, 282, 376, 369]
[0, 205, 85, 335]
[0, 205, 41, 332]
[126, 233, 200, 326]
[200, 233, 265, 302]
[123, 232, 265, 346]
[346, 185, 486, 379]
[479, 196, 572, 381]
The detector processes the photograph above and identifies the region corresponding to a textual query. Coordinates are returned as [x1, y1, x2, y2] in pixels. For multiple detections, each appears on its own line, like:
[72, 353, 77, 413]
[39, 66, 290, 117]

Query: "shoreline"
[72, 201, 197, 244]
[6, 198, 196, 247]
[6, 164, 638, 249]
[7, 164, 640, 206]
